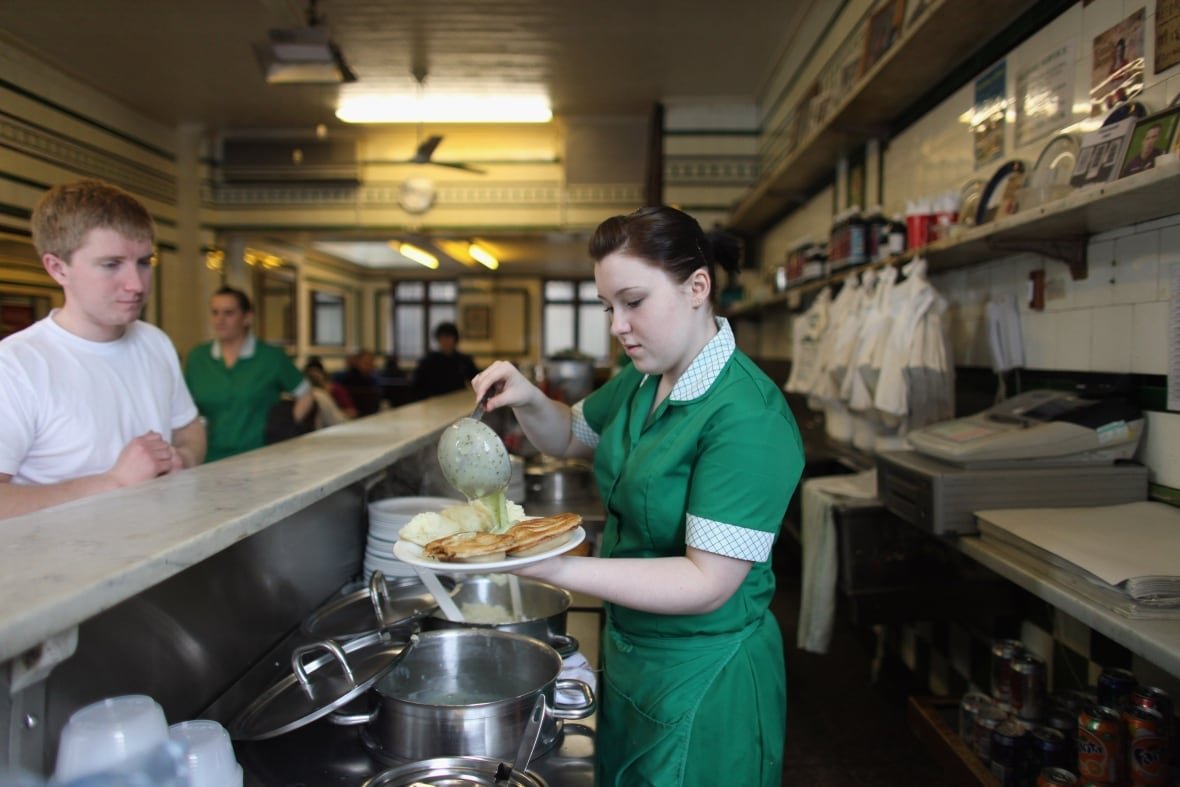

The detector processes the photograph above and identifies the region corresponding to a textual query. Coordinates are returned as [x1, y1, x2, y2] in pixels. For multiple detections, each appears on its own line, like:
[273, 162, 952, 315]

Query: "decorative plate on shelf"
[975, 160, 1028, 226]
[1029, 134, 1080, 188]
[958, 179, 984, 227]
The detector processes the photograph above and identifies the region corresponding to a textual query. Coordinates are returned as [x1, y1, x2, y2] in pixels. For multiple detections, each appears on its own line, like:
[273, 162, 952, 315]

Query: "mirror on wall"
[253, 266, 295, 347]
[0, 291, 52, 339]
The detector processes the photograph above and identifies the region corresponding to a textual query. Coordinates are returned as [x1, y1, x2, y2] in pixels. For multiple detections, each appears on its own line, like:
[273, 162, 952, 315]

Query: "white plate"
[392, 527, 586, 574]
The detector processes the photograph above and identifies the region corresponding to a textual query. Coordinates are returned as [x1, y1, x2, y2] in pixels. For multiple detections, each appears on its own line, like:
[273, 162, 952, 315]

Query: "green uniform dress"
[573, 318, 804, 787]
[184, 333, 308, 461]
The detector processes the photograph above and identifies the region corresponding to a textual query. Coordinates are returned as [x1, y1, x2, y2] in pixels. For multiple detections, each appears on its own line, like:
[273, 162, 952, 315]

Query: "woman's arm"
[473, 361, 594, 460]
[513, 548, 751, 615]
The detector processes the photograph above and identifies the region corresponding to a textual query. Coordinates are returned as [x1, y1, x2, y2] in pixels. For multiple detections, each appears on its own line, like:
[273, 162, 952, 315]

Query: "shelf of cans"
[954, 637, 1174, 787]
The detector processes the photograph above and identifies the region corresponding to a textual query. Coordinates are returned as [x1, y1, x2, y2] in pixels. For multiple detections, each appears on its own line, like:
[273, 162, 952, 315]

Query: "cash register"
[877, 389, 1149, 535]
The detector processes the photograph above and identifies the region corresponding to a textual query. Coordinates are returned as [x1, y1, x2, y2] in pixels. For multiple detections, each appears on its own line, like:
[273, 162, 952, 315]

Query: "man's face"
[1142, 126, 1161, 154]
[209, 293, 251, 343]
[43, 226, 153, 341]
[437, 334, 457, 354]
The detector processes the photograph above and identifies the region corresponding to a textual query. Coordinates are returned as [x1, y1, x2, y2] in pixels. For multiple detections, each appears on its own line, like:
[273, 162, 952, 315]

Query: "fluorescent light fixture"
[336, 94, 552, 124]
[468, 242, 499, 270]
[394, 241, 439, 269]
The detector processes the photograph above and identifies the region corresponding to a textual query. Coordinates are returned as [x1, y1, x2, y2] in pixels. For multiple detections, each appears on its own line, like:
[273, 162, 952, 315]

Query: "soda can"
[1011, 652, 1048, 721]
[1123, 704, 1168, 786]
[1077, 702, 1124, 784]
[990, 719, 1029, 787]
[1096, 668, 1136, 711]
[1029, 725, 1071, 773]
[959, 691, 992, 744]
[1037, 767, 1079, 785]
[992, 639, 1025, 704]
[975, 704, 1009, 762]
[1130, 685, 1173, 758]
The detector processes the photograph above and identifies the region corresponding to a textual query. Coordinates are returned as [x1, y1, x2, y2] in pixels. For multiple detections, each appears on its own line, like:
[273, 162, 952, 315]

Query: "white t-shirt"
[0, 314, 199, 485]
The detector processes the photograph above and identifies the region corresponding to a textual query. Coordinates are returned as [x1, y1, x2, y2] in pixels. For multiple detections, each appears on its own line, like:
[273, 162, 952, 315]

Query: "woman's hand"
[472, 361, 541, 413]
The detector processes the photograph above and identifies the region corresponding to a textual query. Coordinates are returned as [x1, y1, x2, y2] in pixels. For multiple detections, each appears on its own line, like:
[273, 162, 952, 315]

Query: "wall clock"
[398, 177, 437, 215]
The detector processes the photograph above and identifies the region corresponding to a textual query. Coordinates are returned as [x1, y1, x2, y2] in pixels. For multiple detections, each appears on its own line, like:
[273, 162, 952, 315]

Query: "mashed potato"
[397, 499, 527, 546]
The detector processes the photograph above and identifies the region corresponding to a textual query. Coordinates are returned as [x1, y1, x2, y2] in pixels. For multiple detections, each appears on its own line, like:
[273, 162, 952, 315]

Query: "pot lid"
[228, 631, 411, 741]
[301, 571, 456, 642]
[362, 756, 548, 787]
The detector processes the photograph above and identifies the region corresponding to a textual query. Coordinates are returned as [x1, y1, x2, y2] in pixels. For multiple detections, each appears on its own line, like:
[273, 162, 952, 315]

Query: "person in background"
[305, 355, 357, 418]
[303, 357, 350, 428]
[473, 206, 803, 786]
[412, 321, 479, 401]
[333, 348, 382, 416]
[0, 179, 205, 520]
[184, 286, 312, 461]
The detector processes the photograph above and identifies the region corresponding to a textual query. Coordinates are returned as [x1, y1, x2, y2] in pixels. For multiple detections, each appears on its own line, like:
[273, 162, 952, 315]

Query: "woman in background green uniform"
[473, 205, 804, 786]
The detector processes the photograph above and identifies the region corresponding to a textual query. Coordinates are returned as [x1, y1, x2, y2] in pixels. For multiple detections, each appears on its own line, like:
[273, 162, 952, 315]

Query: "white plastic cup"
[53, 695, 168, 783]
[168, 720, 242, 787]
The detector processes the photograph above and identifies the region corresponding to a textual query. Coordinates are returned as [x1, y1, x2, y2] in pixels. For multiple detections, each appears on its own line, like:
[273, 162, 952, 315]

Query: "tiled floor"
[772, 550, 945, 785]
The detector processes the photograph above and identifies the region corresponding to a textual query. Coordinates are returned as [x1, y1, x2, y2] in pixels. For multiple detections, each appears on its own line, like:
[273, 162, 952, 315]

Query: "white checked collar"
[645, 317, 734, 402]
[211, 332, 257, 360]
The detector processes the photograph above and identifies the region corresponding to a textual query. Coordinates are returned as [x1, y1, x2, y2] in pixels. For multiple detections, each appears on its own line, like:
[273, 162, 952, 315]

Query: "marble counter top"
[0, 394, 472, 664]
[958, 536, 1180, 679]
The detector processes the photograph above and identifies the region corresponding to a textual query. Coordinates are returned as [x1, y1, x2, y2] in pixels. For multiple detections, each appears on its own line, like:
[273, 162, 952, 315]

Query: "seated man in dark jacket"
[412, 322, 479, 401]
[333, 348, 382, 416]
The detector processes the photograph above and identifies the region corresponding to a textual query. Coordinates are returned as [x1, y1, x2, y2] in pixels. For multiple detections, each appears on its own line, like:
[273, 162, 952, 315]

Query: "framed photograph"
[1118, 109, 1180, 178]
[860, 0, 907, 77]
[1069, 117, 1135, 187]
[462, 303, 491, 341]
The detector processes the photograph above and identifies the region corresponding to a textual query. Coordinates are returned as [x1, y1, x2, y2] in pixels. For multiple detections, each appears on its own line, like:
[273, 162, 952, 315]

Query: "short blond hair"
[30, 179, 154, 261]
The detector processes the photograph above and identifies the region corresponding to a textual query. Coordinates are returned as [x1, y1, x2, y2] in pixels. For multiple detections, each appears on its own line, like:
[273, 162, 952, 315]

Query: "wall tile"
[1021, 310, 1055, 369]
[1112, 230, 1160, 304]
[1131, 299, 1168, 374]
[1158, 225, 1180, 300]
[1090, 304, 1134, 371]
[1054, 309, 1094, 370]
[1064, 259, 1115, 309]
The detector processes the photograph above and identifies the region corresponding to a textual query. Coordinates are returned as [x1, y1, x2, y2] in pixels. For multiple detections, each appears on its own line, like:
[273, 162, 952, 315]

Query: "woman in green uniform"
[473, 206, 804, 786]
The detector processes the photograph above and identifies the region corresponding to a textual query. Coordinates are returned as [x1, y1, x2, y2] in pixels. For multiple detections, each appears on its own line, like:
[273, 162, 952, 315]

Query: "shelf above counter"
[727, 163, 1180, 319]
[730, 0, 1043, 233]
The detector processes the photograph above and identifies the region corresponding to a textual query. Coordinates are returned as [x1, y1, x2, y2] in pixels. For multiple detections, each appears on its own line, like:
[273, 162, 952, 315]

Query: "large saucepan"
[421, 575, 577, 655]
[334, 629, 594, 762]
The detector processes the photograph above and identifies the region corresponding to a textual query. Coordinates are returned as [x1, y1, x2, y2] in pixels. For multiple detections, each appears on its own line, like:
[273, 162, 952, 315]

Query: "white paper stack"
[975, 501, 1180, 606]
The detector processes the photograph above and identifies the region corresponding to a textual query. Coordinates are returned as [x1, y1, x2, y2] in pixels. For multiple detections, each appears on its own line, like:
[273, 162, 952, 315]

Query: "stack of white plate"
[364, 495, 461, 579]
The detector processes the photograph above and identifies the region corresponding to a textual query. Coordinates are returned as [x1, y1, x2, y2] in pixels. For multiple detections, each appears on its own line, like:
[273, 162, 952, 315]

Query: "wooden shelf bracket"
[986, 237, 1088, 280]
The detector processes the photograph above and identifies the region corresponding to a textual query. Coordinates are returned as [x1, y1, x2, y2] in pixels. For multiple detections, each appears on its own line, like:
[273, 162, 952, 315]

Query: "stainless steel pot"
[422, 575, 577, 655]
[361, 755, 548, 787]
[525, 461, 596, 504]
[335, 629, 594, 761]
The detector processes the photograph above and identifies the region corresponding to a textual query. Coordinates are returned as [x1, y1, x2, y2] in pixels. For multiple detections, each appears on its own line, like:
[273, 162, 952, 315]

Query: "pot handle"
[325, 702, 379, 727]
[549, 633, 580, 659]
[291, 640, 355, 699]
[368, 569, 389, 625]
[551, 679, 595, 720]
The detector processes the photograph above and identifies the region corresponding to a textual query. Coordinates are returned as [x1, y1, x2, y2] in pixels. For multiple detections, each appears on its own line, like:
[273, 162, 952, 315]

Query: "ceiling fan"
[407, 135, 486, 174]
[402, 67, 487, 175]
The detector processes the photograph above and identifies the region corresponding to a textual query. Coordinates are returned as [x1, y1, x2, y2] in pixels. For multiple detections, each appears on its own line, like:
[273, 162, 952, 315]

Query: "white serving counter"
[0, 393, 471, 666]
[958, 535, 1180, 678]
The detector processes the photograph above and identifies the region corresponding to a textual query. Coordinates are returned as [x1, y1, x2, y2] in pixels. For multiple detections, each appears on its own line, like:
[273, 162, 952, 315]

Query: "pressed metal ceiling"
[0, 0, 807, 131]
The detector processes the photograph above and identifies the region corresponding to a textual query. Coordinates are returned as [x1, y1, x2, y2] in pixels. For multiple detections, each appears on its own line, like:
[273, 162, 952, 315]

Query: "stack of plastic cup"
[53, 695, 168, 783]
[168, 720, 243, 787]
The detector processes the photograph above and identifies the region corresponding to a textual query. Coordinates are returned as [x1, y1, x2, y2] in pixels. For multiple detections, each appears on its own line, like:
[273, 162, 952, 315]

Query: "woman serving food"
[471, 206, 804, 786]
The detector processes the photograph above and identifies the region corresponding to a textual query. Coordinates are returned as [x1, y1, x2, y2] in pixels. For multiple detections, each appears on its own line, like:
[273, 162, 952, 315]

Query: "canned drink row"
[989, 638, 1048, 722]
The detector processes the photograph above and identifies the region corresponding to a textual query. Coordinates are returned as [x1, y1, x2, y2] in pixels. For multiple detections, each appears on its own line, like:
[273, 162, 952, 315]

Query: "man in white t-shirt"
[0, 179, 206, 520]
